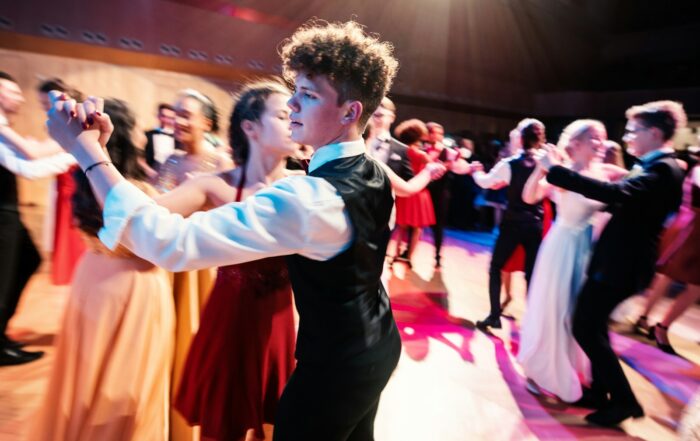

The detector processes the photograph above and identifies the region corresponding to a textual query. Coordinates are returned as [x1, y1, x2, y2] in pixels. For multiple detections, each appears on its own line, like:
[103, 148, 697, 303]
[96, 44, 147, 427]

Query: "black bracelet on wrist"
[84, 160, 112, 175]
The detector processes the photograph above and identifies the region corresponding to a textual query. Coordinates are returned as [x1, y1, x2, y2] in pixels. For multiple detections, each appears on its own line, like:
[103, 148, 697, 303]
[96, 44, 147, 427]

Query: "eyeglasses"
[623, 127, 650, 136]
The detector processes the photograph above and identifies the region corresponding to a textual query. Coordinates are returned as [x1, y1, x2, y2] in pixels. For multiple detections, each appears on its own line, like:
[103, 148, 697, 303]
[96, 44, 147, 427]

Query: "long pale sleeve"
[0, 141, 76, 179]
[472, 159, 512, 189]
[98, 176, 353, 272]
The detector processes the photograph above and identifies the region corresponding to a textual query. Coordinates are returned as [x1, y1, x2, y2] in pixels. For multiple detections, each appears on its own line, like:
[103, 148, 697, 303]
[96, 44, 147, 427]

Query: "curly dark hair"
[626, 100, 687, 142]
[228, 79, 290, 166]
[72, 98, 145, 237]
[279, 19, 399, 128]
[394, 118, 428, 145]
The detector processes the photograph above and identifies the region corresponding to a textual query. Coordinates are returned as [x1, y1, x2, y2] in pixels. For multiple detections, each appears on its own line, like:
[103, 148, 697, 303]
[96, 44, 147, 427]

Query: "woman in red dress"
[155, 80, 297, 441]
[390, 119, 436, 267]
[51, 164, 86, 284]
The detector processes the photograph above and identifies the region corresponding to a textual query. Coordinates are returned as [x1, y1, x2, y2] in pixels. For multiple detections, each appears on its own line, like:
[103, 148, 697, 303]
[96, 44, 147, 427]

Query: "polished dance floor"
[1, 210, 698, 440]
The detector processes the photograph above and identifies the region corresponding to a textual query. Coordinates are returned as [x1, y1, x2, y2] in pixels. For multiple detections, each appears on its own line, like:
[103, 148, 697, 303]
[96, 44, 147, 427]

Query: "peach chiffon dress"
[28, 187, 175, 440]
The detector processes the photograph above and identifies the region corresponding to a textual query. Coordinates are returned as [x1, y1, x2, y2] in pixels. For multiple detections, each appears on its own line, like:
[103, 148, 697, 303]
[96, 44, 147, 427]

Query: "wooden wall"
[1, 46, 255, 206]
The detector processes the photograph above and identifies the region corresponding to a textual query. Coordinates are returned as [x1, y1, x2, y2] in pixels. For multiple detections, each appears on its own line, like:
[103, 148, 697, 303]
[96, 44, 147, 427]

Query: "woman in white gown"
[517, 119, 624, 403]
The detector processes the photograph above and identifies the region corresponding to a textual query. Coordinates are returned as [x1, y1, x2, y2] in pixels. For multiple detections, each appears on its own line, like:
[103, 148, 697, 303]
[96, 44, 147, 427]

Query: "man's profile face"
[623, 118, 657, 157]
[158, 108, 176, 130]
[287, 72, 349, 148]
[0, 79, 25, 115]
[371, 107, 395, 134]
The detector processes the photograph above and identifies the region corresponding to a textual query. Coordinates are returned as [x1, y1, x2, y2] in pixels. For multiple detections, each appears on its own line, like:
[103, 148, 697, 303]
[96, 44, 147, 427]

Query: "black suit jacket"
[144, 129, 176, 170]
[383, 138, 414, 181]
[547, 153, 684, 291]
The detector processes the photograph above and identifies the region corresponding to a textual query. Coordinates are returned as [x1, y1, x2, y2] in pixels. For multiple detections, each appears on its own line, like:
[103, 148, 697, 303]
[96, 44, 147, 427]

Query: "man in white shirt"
[472, 119, 546, 330]
[48, 20, 401, 440]
[367, 97, 413, 180]
[0, 72, 75, 366]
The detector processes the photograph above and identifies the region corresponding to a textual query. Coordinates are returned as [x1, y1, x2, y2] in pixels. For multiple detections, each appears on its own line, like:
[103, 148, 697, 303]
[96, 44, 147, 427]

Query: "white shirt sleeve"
[472, 158, 512, 189]
[99, 175, 353, 272]
[0, 141, 76, 180]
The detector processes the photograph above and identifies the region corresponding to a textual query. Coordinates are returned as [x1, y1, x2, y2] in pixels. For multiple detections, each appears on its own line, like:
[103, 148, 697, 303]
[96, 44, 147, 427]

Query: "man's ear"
[342, 101, 363, 125]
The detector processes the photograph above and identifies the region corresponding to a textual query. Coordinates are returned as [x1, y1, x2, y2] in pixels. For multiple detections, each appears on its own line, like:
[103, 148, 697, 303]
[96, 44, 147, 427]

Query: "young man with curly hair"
[46, 20, 401, 440]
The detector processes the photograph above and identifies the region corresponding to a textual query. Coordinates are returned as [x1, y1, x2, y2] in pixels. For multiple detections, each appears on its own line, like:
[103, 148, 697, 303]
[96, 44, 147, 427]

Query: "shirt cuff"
[472, 171, 489, 187]
[98, 180, 155, 250]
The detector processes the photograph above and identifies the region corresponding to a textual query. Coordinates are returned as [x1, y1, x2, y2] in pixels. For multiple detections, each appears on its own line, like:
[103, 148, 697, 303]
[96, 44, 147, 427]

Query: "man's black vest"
[504, 152, 543, 223]
[286, 154, 397, 365]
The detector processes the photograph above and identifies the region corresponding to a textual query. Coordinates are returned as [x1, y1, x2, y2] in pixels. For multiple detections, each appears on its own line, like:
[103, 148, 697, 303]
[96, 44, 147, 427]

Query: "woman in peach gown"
[28, 99, 175, 441]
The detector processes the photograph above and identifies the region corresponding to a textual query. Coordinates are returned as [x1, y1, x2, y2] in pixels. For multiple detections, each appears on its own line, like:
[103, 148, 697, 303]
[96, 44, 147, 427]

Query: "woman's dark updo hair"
[202, 92, 220, 133]
[37, 77, 84, 102]
[72, 98, 145, 236]
[228, 79, 290, 166]
[179, 89, 220, 133]
[520, 120, 545, 150]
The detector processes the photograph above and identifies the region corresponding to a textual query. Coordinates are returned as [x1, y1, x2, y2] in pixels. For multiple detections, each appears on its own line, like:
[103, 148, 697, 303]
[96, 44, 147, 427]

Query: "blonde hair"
[557, 119, 606, 151]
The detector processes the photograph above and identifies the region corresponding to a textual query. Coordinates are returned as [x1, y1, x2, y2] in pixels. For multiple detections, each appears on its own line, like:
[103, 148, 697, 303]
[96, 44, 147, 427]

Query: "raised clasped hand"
[470, 161, 484, 173]
[46, 91, 114, 155]
[425, 161, 447, 180]
[536, 143, 562, 171]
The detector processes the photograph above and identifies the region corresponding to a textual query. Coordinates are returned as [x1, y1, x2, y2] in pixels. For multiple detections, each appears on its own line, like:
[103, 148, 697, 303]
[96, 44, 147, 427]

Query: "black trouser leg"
[428, 178, 450, 262]
[346, 400, 380, 441]
[0, 211, 41, 337]
[273, 332, 401, 441]
[487, 224, 520, 318]
[572, 279, 639, 407]
[520, 223, 543, 289]
[487, 221, 542, 317]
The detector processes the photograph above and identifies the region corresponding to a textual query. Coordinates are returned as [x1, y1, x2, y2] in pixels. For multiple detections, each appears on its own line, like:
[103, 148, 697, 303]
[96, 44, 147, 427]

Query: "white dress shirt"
[0, 140, 77, 180]
[98, 140, 371, 272]
[152, 130, 176, 165]
[472, 155, 517, 189]
[368, 131, 392, 164]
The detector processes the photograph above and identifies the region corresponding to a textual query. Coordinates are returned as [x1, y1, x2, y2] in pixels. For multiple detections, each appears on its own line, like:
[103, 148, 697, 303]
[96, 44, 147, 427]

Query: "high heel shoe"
[650, 324, 678, 356]
[633, 315, 650, 337]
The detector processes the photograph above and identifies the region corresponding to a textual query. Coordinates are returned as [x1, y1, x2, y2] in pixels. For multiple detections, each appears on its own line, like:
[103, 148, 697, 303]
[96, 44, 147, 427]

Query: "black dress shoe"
[0, 346, 44, 366]
[476, 315, 502, 330]
[0, 336, 25, 349]
[572, 386, 608, 409]
[585, 403, 644, 427]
